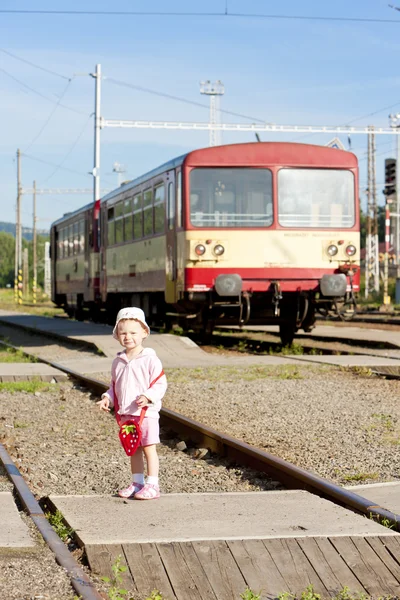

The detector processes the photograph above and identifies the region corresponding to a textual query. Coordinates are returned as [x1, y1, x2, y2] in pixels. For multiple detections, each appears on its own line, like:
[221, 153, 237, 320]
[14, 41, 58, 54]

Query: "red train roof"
[184, 141, 358, 169]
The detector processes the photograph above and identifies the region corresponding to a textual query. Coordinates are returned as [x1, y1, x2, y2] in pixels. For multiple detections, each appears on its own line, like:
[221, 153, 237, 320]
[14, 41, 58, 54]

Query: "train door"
[165, 171, 178, 303]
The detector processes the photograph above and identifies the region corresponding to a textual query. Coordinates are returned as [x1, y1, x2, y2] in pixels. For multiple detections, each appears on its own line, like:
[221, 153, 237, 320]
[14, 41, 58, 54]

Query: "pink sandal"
[134, 483, 160, 500]
[118, 482, 144, 498]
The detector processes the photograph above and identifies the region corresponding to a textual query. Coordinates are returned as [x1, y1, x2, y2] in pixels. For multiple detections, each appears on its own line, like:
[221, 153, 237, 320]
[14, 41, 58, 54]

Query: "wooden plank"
[85, 543, 136, 594]
[380, 535, 400, 560]
[1, 376, 15, 382]
[367, 537, 400, 584]
[123, 542, 176, 600]
[263, 538, 328, 597]
[314, 538, 367, 594]
[227, 539, 288, 599]
[297, 538, 345, 595]
[156, 542, 218, 600]
[351, 537, 400, 595]
[192, 540, 247, 600]
[330, 537, 394, 597]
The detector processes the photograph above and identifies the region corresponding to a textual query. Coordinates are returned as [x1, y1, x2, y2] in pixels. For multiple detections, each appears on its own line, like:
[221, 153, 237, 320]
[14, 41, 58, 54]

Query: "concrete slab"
[288, 355, 400, 368]
[49, 490, 397, 546]
[0, 492, 35, 548]
[0, 311, 299, 368]
[345, 482, 400, 516]
[58, 357, 113, 375]
[3, 310, 399, 369]
[0, 363, 67, 382]
[226, 324, 400, 350]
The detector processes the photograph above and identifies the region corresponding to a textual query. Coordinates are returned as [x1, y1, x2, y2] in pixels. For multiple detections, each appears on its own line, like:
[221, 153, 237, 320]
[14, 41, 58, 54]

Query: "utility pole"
[15, 149, 22, 305]
[32, 180, 37, 304]
[91, 63, 101, 251]
[389, 113, 400, 303]
[23, 247, 29, 297]
[199, 80, 224, 147]
[365, 129, 379, 297]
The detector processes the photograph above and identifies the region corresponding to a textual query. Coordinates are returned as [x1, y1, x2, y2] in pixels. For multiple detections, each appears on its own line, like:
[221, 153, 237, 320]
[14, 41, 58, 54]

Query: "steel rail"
[24, 352, 400, 532]
[0, 443, 104, 600]
[1, 337, 400, 531]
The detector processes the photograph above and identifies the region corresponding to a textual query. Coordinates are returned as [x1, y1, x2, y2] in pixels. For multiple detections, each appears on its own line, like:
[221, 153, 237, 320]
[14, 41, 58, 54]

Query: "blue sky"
[1, 0, 400, 228]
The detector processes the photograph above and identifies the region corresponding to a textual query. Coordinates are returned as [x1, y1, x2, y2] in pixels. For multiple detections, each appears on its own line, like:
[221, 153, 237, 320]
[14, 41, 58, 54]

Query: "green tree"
[0, 232, 15, 287]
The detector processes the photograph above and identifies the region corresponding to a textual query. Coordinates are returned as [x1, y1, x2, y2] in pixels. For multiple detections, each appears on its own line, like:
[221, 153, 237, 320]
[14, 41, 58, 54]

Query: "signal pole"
[365, 129, 379, 297]
[389, 113, 400, 302]
[15, 149, 22, 305]
[91, 64, 101, 250]
[32, 180, 37, 304]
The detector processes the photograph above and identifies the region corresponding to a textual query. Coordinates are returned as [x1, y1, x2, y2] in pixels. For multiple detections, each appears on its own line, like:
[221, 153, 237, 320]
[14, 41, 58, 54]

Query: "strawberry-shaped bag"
[118, 410, 147, 456]
[113, 383, 147, 456]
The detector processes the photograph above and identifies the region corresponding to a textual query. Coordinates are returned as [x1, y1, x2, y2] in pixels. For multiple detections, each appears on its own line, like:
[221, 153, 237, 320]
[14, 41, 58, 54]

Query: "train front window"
[189, 168, 272, 228]
[278, 169, 355, 228]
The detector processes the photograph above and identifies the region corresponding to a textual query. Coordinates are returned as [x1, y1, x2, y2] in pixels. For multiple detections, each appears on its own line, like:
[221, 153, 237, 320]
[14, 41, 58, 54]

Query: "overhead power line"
[39, 114, 93, 185]
[0, 10, 398, 24]
[0, 67, 87, 116]
[22, 152, 92, 179]
[107, 77, 268, 124]
[0, 48, 70, 80]
[23, 79, 73, 153]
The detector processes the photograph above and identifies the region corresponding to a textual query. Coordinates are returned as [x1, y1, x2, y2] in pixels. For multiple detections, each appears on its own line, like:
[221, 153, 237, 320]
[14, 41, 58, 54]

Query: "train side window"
[167, 181, 175, 230]
[124, 198, 133, 241]
[73, 222, 79, 255]
[63, 228, 68, 258]
[79, 220, 85, 253]
[143, 188, 153, 236]
[177, 171, 182, 228]
[59, 228, 63, 259]
[154, 184, 165, 234]
[115, 202, 124, 244]
[133, 194, 143, 239]
[68, 224, 73, 257]
[107, 207, 115, 245]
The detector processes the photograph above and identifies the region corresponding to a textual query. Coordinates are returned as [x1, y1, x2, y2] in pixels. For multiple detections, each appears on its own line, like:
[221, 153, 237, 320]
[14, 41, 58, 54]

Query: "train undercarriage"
[57, 272, 357, 347]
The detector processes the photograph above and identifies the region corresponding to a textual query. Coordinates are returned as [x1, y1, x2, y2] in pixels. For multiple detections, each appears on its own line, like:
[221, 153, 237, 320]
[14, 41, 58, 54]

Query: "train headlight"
[213, 244, 225, 256]
[195, 244, 206, 256]
[327, 244, 338, 257]
[345, 244, 356, 257]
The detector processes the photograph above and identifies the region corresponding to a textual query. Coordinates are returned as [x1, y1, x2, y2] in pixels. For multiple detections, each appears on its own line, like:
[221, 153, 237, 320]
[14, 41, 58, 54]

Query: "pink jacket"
[103, 348, 167, 419]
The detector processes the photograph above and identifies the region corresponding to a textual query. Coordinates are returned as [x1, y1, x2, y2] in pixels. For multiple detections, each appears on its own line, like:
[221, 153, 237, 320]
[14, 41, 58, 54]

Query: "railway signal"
[384, 158, 397, 201]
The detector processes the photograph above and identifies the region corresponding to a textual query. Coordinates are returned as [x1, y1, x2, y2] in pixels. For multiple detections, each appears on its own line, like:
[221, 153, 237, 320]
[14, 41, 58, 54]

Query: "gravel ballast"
[1, 325, 400, 599]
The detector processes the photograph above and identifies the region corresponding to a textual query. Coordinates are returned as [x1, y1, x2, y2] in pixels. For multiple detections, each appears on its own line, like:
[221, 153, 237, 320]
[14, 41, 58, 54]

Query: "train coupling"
[271, 281, 282, 317]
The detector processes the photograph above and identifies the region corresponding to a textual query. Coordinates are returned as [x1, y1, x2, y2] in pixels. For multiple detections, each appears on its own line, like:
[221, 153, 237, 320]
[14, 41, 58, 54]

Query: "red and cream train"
[51, 141, 360, 344]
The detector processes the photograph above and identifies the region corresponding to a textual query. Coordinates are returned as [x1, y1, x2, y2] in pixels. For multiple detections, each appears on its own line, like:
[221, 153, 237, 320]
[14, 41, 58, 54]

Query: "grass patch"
[0, 288, 64, 318]
[46, 509, 74, 541]
[342, 472, 379, 483]
[0, 380, 56, 394]
[13, 421, 30, 429]
[0, 346, 37, 363]
[166, 365, 305, 383]
[277, 584, 387, 600]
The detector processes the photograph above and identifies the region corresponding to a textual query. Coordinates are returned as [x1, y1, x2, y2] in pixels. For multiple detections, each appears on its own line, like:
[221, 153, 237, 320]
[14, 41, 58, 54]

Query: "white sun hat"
[112, 307, 150, 339]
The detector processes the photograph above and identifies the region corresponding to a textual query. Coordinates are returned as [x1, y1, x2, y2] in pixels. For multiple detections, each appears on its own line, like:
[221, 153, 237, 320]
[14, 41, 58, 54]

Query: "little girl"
[98, 307, 167, 500]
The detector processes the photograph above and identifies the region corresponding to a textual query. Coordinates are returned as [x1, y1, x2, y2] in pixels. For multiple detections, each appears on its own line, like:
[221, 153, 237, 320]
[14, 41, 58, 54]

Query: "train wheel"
[279, 323, 296, 346]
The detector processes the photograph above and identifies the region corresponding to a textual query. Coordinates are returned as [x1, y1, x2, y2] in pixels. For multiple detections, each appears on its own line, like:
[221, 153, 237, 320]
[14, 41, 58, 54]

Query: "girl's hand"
[136, 395, 149, 408]
[97, 397, 110, 412]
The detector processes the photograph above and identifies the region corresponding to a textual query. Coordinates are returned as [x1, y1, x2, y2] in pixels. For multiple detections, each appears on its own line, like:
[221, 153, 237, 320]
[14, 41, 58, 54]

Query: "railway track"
[1, 317, 400, 597]
[1, 336, 400, 525]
